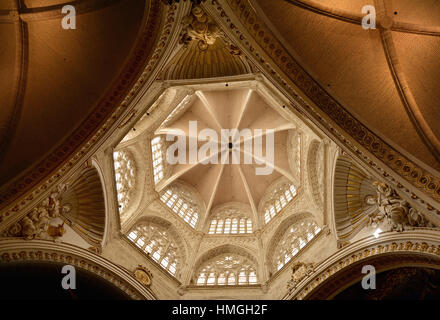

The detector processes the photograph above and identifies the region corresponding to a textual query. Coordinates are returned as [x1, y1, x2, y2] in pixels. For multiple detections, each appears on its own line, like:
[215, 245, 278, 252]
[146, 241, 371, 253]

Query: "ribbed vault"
[153, 85, 298, 228]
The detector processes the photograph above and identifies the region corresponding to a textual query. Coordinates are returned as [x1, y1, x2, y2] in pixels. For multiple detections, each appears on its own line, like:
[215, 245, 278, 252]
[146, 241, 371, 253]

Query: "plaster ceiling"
[253, 0, 440, 172]
[0, 0, 146, 187]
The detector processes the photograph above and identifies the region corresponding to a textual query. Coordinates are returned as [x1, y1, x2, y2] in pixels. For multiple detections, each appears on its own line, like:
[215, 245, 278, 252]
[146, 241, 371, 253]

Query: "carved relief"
[287, 262, 314, 290]
[369, 182, 434, 232]
[2, 184, 69, 241]
[160, 4, 254, 80]
[180, 5, 229, 51]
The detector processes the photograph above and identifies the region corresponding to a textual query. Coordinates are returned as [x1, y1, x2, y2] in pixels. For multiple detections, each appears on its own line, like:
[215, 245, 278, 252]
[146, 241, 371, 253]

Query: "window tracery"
[128, 221, 182, 276]
[113, 150, 135, 214]
[151, 136, 165, 184]
[195, 253, 258, 286]
[273, 219, 321, 271]
[263, 183, 297, 224]
[207, 205, 252, 235]
[209, 217, 252, 235]
[160, 186, 199, 228]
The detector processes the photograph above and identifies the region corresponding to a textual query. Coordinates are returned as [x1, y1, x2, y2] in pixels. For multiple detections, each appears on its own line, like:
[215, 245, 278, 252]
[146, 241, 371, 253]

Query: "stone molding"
[285, 230, 440, 300]
[0, 239, 157, 300]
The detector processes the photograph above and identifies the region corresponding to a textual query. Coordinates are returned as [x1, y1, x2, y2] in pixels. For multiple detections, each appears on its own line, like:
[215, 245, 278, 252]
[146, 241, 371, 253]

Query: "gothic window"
[208, 204, 253, 235]
[273, 219, 321, 271]
[160, 188, 199, 228]
[195, 254, 258, 286]
[264, 184, 297, 224]
[113, 150, 135, 214]
[209, 217, 253, 235]
[151, 136, 164, 184]
[128, 222, 182, 276]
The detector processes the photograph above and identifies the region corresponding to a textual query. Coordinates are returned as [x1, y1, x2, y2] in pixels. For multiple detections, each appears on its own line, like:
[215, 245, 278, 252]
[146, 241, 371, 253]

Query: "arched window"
[113, 150, 135, 214]
[151, 136, 164, 184]
[209, 217, 253, 235]
[195, 253, 258, 286]
[160, 188, 199, 228]
[273, 219, 321, 271]
[128, 221, 183, 276]
[264, 184, 297, 224]
[208, 203, 253, 235]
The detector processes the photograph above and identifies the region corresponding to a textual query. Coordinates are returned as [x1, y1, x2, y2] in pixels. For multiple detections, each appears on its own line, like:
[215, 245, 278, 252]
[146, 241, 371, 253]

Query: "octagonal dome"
[115, 78, 311, 231]
[153, 84, 300, 228]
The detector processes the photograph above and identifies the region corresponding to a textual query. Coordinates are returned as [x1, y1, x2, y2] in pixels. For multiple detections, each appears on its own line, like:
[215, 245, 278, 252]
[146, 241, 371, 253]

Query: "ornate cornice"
[207, 0, 440, 213]
[0, 239, 157, 300]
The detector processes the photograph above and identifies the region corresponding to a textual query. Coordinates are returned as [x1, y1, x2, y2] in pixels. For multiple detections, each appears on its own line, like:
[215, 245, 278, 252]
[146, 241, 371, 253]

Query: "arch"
[288, 231, 440, 300]
[258, 177, 298, 225]
[159, 180, 206, 229]
[0, 239, 156, 300]
[207, 202, 253, 235]
[193, 244, 258, 286]
[266, 212, 321, 274]
[127, 216, 187, 279]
